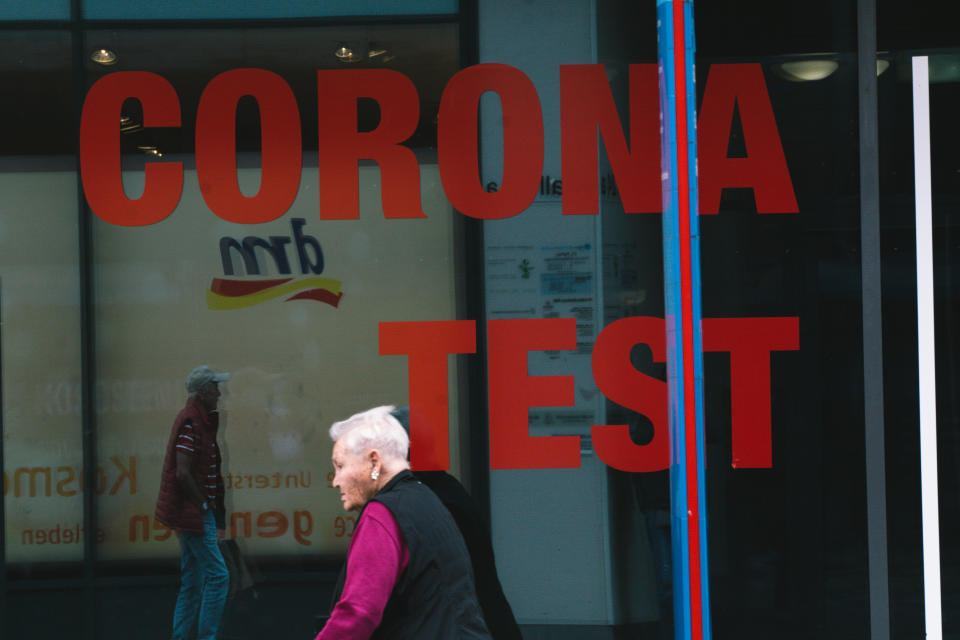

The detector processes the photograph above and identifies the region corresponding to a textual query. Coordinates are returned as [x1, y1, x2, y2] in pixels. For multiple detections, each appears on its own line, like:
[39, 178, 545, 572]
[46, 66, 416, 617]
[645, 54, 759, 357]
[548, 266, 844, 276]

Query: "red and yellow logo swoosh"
[207, 277, 343, 310]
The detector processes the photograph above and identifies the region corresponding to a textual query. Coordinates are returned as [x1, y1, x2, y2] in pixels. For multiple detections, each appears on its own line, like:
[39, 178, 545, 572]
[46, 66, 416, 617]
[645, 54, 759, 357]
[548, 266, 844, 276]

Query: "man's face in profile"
[198, 382, 221, 412]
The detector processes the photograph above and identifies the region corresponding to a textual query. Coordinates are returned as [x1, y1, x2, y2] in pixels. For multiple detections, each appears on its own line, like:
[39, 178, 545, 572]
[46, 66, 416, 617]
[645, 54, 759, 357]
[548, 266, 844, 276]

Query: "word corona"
[79, 63, 797, 226]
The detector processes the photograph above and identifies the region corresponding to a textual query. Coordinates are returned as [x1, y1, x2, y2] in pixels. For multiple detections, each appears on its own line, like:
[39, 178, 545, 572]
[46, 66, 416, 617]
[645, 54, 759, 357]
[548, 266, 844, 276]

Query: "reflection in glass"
[0, 31, 84, 580]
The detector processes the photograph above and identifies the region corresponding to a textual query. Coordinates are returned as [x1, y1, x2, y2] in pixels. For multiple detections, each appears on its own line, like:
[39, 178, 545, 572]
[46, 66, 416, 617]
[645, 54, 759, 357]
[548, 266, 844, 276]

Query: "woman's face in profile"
[331, 440, 374, 512]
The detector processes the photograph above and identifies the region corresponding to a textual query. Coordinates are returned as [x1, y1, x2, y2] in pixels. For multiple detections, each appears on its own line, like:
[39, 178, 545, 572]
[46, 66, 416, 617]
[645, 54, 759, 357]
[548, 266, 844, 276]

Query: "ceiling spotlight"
[334, 45, 359, 62]
[90, 48, 118, 66]
[877, 59, 891, 76]
[138, 145, 163, 158]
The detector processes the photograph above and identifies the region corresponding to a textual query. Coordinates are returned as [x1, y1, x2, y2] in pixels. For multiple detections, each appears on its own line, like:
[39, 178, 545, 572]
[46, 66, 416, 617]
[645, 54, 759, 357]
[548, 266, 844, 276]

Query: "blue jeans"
[172, 511, 229, 640]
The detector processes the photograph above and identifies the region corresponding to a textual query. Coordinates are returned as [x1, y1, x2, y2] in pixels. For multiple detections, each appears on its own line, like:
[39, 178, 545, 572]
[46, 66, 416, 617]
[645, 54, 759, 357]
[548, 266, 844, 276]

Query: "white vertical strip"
[911, 55, 943, 640]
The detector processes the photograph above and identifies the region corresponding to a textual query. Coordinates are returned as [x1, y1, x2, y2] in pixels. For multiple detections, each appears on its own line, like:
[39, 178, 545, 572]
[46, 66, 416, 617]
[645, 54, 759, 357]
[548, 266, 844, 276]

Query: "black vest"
[333, 470, 491, 640]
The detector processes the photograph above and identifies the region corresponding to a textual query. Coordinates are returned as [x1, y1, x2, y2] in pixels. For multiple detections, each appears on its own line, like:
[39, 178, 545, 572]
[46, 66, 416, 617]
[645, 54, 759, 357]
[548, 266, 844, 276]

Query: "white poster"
[2, 161, 460, 562]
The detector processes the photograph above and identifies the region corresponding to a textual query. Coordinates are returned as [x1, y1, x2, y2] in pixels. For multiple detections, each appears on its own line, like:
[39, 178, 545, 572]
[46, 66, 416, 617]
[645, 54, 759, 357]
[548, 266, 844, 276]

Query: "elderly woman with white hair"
[315, 405, 491, 640]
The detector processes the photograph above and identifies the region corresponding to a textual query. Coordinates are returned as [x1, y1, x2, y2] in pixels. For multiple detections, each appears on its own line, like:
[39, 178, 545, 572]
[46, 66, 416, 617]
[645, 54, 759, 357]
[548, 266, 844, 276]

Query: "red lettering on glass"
[80, 72, 183, 226]
[487, 319, 580, 469]
[697, 63, 799, 215]
[317, 69, 426, 220]
[195, 69, 302, 224]
[560, 64, 661, 215]
[703, 317, 799, 468]
[80, 64, 797, 225]
[438, 64, 544, 219]
[591, 317, 669, 472]
[379, 321, 476, 470]
[381, 317, 799, 470]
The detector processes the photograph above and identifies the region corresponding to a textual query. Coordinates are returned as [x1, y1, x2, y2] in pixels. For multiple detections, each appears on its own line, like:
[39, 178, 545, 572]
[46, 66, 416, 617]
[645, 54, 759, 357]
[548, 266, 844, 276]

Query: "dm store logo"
[207, 218, 343, 310]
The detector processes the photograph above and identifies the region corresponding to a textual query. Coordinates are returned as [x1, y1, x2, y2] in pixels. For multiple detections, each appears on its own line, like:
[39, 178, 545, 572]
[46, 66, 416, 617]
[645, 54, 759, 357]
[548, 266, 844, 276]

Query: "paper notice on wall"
[483, 203, 602, 436]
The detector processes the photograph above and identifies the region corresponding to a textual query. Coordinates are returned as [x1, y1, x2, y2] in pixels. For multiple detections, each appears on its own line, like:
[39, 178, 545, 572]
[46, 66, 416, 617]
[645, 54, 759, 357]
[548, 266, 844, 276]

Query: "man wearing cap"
[156, 365, 231, 640]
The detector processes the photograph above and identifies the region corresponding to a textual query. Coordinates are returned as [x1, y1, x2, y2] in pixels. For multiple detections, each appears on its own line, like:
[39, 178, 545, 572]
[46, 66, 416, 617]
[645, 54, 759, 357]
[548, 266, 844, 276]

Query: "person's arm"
[315, 502, 408, 640]
[176, 450, 209, 509]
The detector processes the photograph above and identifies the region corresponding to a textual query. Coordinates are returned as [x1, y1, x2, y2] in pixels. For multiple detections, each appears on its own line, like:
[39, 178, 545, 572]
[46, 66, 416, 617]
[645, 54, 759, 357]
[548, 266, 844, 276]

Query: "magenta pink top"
[315, 501, 410, 640]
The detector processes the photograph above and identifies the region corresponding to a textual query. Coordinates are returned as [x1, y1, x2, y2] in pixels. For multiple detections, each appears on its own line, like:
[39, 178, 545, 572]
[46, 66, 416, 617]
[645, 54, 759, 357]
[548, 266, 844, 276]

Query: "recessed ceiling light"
[778, 60, 839, 82]
[138, 145, 162, 158]
[90, 48, 118, 66]
[334, 45, 359, 62]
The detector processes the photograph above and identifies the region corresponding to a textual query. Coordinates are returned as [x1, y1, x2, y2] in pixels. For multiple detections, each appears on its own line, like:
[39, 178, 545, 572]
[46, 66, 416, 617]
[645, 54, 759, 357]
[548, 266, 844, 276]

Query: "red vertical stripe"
[673, 2, 703, 638]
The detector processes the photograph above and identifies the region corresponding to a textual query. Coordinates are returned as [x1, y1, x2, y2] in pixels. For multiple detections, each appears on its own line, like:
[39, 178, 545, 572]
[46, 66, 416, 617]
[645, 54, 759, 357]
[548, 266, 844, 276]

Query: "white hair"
[329, 405, 410, 463]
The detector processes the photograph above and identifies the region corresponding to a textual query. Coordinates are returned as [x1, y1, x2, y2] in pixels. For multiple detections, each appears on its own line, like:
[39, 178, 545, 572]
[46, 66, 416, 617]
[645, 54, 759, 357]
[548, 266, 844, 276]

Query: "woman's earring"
[371, 469, 380, 481]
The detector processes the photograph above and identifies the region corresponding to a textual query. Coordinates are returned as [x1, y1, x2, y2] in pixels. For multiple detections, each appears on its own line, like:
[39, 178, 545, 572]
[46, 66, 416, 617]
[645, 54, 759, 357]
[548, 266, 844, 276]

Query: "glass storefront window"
[876, 50, 960, 639]
[82, 25, 463, 576]
[4, 2, 960, 639]
[1, 29, 87, 637]
[1, 29, 83, 572]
